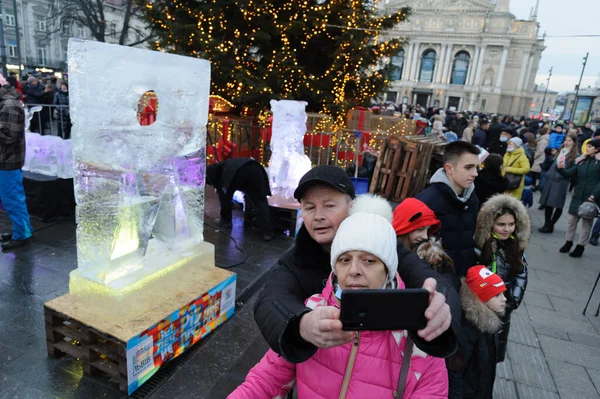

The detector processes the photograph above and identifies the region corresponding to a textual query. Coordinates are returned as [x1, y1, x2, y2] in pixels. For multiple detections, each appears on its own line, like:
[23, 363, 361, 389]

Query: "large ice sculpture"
[68, 39, 212, 300]
[268, 100, 312, 200]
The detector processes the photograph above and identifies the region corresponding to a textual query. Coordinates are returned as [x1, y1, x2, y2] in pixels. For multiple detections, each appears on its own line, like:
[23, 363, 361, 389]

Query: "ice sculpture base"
[45, 261, 236, 395]
[69, 242, 218, 321]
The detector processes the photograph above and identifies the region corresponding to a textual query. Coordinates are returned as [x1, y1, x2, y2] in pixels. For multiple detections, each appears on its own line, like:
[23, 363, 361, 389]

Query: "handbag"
[577, 201, 600, 220]
[505, 155, 523, 190]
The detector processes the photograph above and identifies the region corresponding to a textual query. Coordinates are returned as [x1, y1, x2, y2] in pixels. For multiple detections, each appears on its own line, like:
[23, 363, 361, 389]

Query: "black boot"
[550, 209, 563, 231]
[539, 207, 554, 233]
[590, 234, 599, 247]
[569, 245, 585, 258]
[559, 241, 573, 253]
[0, 232, 12, 242]
[1, 237, 33, 251]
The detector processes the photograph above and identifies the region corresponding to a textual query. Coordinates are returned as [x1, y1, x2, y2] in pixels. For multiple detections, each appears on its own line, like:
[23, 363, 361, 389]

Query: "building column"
[495, 46, 509, 90]
[523, 52, 536, 91]
[473, 44, 487, 86]
[442, 45, 454, 84]
[466, 45, 480, 86]
[434, 44, 447, 83]
[410, 42, 421, 81]
[516, 50, 531, 91]
[404, 42, 414, 81]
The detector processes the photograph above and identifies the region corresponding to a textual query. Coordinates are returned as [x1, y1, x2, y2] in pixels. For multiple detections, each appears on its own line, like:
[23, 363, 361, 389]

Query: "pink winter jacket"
[228, 273, 448, 399]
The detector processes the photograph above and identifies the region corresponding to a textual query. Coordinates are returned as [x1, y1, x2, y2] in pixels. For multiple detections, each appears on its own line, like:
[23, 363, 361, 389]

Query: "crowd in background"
[5, 71, 71, 138]
[395, 103, 600, 254]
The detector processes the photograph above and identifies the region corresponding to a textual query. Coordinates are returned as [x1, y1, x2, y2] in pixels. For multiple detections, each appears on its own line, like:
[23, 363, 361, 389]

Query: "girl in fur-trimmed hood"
[447, 266, 507, 399]
[474, 194, 530, 362]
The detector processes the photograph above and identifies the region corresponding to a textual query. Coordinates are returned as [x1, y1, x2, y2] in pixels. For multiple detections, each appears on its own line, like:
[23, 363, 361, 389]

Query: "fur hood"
[459, 278, 503, 334]
[475, 194, 531, 250]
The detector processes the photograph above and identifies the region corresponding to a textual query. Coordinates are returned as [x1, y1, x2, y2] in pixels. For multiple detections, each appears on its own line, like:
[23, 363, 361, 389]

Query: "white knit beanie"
[330, 194, 398, 287]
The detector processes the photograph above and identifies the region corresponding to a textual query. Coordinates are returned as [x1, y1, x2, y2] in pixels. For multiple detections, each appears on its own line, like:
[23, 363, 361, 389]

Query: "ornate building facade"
[380, 0, 546, 116]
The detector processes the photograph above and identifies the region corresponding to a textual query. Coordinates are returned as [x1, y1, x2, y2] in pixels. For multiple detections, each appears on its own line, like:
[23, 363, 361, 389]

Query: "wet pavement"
[0, 188, 294, 399]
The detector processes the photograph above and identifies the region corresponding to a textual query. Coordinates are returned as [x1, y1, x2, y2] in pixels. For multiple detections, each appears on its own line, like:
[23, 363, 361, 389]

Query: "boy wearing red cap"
[447, 265, 507, 399]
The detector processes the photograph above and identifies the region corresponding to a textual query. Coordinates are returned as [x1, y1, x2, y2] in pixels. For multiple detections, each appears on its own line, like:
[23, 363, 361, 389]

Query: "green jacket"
[557, 156, 600, 215]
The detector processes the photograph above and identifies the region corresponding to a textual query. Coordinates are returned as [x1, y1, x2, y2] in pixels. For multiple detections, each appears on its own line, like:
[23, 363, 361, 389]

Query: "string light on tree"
[141, 0, 410, 123]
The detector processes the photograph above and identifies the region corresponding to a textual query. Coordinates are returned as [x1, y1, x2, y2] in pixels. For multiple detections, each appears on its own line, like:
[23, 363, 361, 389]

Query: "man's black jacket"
[416, 181, 480, 277]
[253, 225, 461, 363]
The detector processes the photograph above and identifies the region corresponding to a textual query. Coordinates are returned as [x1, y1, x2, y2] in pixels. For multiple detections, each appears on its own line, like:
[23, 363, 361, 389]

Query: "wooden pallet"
[44, 264, 236, 395]
[369, 137, 440, 202]
[45, 305, 128, 392]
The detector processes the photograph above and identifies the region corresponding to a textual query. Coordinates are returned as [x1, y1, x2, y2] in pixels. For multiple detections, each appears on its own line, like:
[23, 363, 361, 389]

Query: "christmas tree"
[142, 0, 410, 121]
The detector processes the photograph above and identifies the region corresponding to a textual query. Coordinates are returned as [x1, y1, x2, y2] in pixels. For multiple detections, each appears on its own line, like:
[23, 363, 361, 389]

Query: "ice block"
[67, 39, 212, 309]
[268, 100, 312, 200]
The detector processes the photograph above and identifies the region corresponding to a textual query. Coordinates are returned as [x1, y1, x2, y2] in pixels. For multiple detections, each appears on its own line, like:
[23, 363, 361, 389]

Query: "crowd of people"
[221, 141, 539, 397]
[5, 71, 71, 138]
[222, 107, 599, 397]
[416, 106, 600, 255]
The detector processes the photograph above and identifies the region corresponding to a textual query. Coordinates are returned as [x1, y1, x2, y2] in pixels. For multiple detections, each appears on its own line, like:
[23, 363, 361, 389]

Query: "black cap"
[294, 165, 356, 201]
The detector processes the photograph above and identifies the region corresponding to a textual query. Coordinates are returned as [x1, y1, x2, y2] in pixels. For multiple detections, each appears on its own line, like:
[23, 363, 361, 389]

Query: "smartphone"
[340, 289, 429, 331]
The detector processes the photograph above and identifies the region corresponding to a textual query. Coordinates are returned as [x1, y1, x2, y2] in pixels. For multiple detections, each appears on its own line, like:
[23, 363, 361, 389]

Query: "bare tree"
[46, 0, 154, 46]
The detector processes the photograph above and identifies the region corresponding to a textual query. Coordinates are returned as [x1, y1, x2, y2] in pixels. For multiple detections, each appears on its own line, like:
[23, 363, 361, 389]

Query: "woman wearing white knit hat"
[230, 194, 448, 399]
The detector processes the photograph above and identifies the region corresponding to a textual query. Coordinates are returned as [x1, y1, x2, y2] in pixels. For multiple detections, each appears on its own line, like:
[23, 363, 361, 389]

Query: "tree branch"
[119, 0, 134, 45]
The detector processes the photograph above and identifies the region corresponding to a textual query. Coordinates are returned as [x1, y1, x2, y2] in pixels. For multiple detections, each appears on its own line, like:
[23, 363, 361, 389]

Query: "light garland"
[141, 0, 410, 122]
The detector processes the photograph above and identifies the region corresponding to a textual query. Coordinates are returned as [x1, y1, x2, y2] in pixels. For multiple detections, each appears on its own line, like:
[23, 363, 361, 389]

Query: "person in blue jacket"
[548, 124, 565, 150]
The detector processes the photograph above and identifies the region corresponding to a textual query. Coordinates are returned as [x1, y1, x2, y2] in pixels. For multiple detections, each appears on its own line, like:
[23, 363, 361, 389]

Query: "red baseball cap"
[466, 265, 507, 303]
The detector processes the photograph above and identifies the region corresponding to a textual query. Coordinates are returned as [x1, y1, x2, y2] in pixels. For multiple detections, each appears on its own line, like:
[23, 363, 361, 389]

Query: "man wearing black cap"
[254, 165, 460, 363]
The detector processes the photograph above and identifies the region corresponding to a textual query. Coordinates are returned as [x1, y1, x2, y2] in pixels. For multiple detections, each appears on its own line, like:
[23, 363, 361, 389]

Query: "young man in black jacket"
[253, 166, 461, 363]
[416, 141, 481, 277]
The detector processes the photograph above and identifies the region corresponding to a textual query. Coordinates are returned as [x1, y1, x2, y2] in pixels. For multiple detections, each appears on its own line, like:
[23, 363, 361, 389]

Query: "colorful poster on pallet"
[125, 274, 237, 395]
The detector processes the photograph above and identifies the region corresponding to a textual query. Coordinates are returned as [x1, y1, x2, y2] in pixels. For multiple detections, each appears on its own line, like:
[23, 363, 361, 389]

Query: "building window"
[62, 22, 71, 36]
[5, 14, 15, 26]
[390, 49, 404, 81]
[386, 91, 398, 103]
[451, 51, 470, 85]
[481, 99, 487, 111]
[36, 16, 47, 32]
[7, 40, 17, 57]
[76, 26, 85, 38]
[38, 47, 47, 65]
[109, 22, 117, 36]
[433, 99, 440, 107]
[419, 50, 436, 83]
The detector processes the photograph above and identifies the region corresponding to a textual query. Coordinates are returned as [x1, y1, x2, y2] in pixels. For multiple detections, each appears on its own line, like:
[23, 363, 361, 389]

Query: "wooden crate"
[44, 267, 237, 395]
[369, 137, 440, 202]
[45, 306, 128, 392]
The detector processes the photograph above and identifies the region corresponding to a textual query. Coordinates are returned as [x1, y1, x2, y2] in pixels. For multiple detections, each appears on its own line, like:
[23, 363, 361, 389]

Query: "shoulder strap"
[509, 154, 521, 167]
[394, 337, 414, 398]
